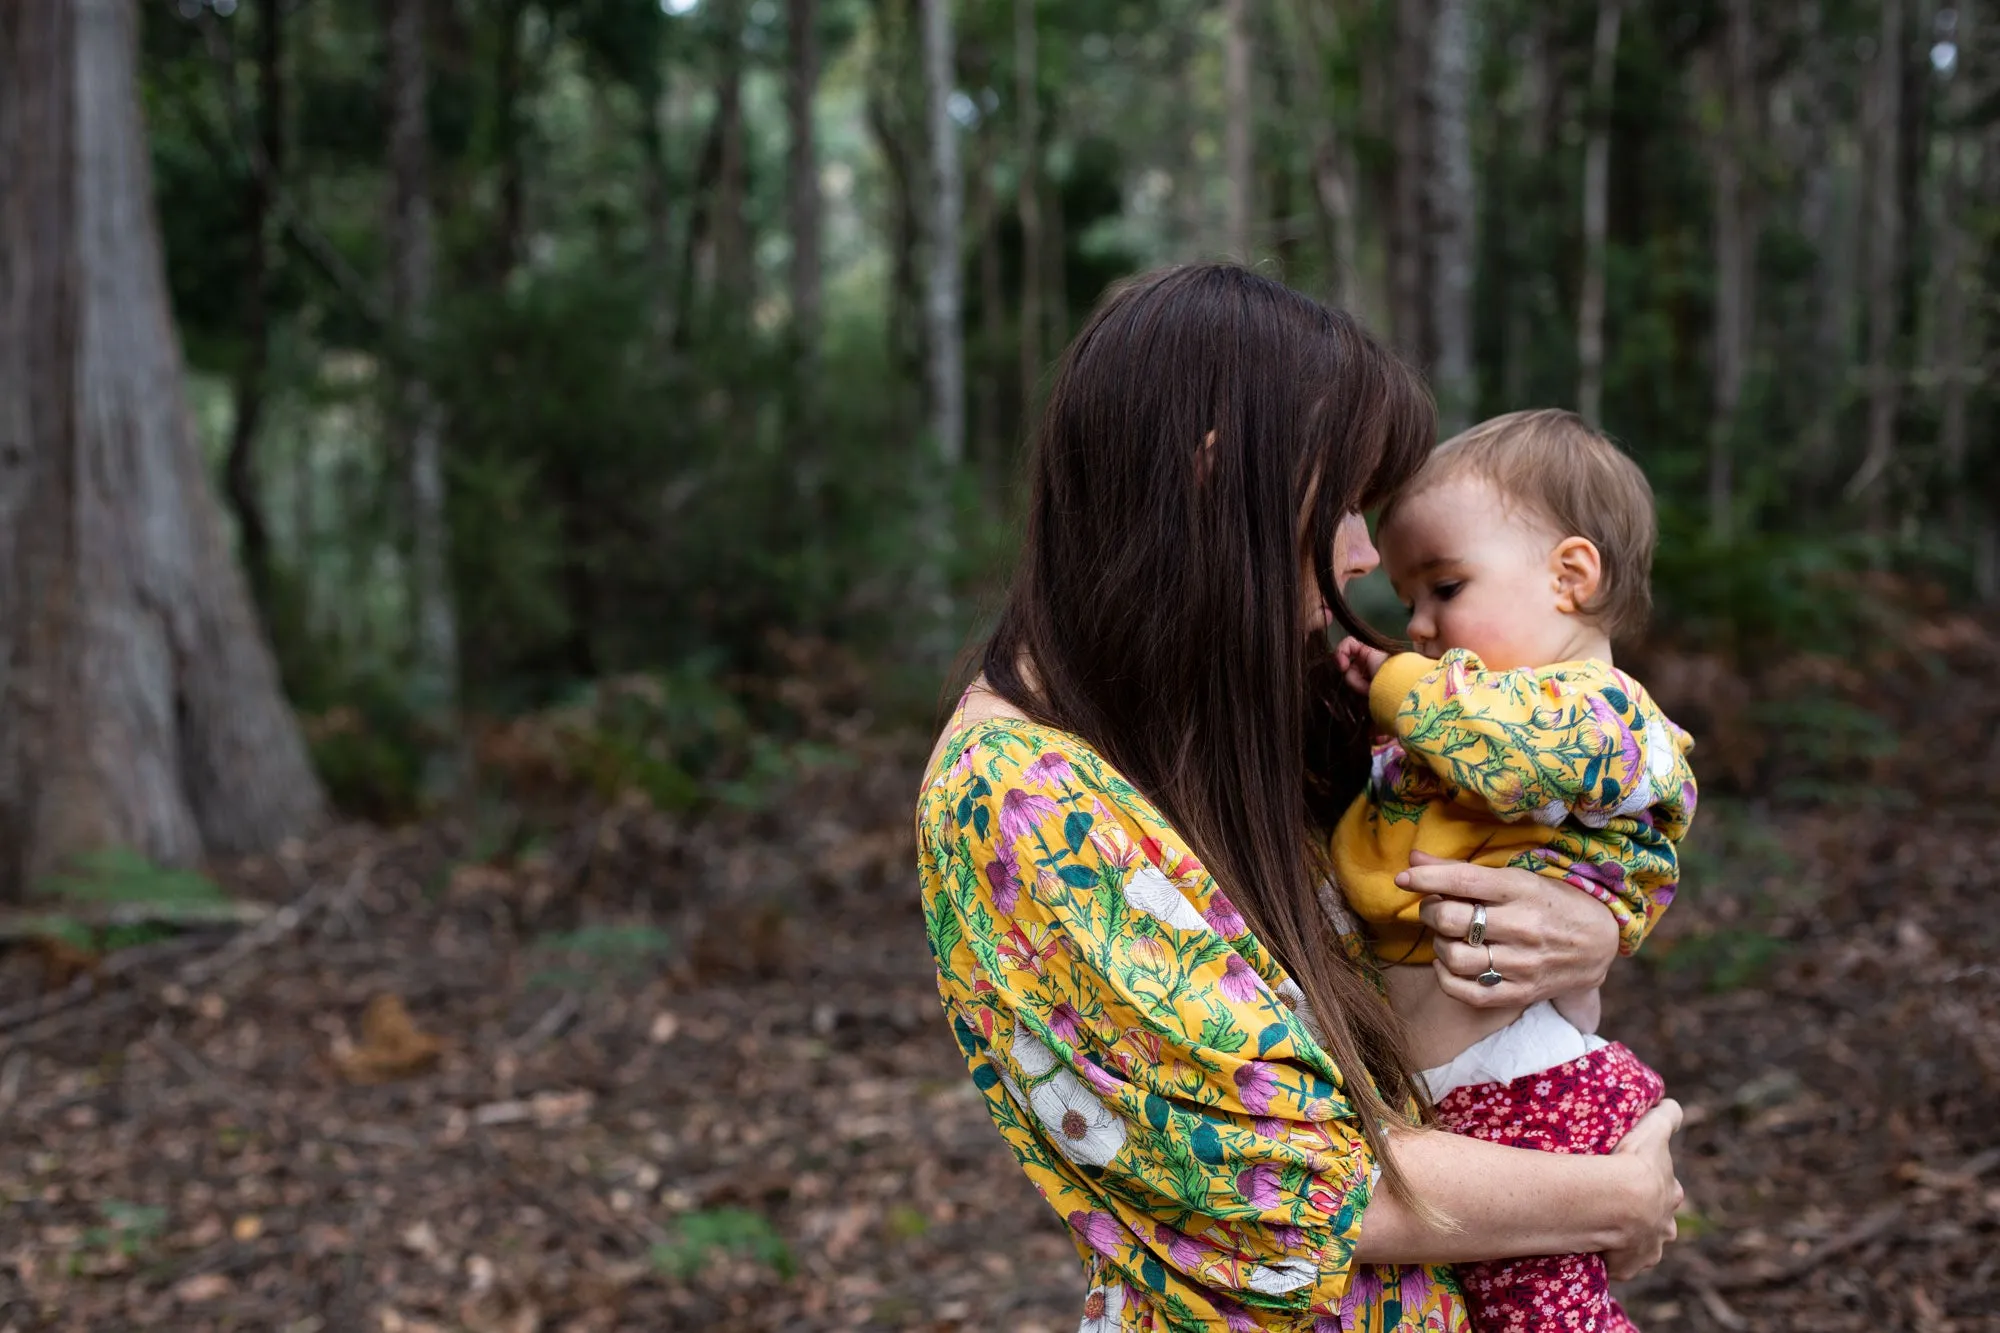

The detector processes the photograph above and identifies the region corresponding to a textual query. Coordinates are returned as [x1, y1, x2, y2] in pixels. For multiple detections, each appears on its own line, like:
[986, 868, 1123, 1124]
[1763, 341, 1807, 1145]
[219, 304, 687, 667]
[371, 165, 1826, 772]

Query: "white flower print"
[1245, 1256, 1318, 1295]
[1314, 878, 1360, 935]
[996, 1068, 1029, 1112]
[1530, 797, 1571, 827]
[1122, 865, 1209, 934]
[1012, 1024, 1060, 1077]
[1274, 978, 1323, 1042]
[1077, 1281, 1125, 1333]
[1029, 1068, 1129, 1167]
[1645, 716, 1679, 781]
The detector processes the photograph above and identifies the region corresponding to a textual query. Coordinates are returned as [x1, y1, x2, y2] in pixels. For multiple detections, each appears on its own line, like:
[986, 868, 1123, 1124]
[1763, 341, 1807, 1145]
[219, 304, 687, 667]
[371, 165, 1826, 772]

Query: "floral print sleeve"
[917, 714, 1468, 1333]
[1365, 650, 1698, 955]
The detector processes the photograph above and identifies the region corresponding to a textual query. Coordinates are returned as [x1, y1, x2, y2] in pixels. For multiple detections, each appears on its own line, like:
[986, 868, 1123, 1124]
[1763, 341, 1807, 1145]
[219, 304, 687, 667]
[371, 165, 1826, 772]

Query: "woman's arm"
[1403, 855, 1620, 1008]
[1356, 1100, 1684, 1278]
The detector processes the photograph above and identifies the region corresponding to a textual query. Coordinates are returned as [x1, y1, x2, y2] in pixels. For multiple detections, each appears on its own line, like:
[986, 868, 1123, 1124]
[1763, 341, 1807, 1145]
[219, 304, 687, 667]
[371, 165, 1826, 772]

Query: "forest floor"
[1, 613, 1998, 1332]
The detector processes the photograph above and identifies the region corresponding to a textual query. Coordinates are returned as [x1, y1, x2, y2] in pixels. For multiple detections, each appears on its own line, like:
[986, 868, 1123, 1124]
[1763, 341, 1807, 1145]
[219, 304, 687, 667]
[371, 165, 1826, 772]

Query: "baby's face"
[1377, 474, 1588, 671]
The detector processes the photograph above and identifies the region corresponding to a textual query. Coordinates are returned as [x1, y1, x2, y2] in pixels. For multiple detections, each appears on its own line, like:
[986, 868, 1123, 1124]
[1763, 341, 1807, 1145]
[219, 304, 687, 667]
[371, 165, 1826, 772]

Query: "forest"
[0, 0, 1995, 1328]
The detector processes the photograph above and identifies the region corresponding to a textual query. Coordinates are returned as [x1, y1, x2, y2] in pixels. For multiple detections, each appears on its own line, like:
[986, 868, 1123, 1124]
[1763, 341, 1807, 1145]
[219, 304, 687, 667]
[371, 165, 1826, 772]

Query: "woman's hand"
[1605, 1100, 1686, 1279]
[1403, 852, 1619, 1008]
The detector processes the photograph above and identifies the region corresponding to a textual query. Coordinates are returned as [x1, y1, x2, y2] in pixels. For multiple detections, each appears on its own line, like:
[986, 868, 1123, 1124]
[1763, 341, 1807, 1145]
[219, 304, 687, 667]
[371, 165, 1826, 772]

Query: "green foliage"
[650, 1208, 793, 1281]
[301, 677, 429, 823]
[36, 849, 225, 908]
[526, 923, 674, 991]
[77, 1199, 168, 1266]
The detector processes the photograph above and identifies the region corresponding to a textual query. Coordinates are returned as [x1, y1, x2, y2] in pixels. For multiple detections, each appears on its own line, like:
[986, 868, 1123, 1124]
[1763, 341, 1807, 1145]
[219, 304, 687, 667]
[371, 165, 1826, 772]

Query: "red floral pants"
[1434, 1042, 1665, 1333]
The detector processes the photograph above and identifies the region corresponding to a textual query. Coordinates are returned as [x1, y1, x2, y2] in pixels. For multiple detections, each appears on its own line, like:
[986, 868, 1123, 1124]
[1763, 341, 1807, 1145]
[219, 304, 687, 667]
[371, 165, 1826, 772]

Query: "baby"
[1332, 409, 1696, 1333]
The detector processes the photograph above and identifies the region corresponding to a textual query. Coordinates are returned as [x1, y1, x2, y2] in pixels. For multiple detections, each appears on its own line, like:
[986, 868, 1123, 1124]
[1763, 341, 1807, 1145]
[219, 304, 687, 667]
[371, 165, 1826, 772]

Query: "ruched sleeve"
[917, 718, 1468, 1330]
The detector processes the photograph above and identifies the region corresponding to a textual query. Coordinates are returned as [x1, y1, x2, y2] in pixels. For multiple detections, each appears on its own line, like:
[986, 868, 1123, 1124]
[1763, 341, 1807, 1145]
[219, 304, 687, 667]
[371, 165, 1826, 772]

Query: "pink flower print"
[1125, 1028, 1164, 1067]
[997, 922, 1060, 976]
[1338, 1262, 1386, 1322]
[1152, 1222, 1214, 1270]
[1089, 813, 1141, 869]
[1234, 1060, 1280, 1115]
[1066, 1209, 1129, 1258]
[1251, 1115, 1285, 1139]
[1219, 954, 1264, 1003]
[984, 841, 1021, 912]
[1235, 1163, 1281, 1209]
[1314, 1320, 1342, 1333]
[999, 787, 1061, 843]
[1272, 1223, 1305, 1249]
[1204, 889, 1247, 936]
[1023, 750, 1075, 788]
[1210, 1295, 1259, 1332]
[1048, 1002, 1087, 1043]
[1079, 1057, 1124, 1097]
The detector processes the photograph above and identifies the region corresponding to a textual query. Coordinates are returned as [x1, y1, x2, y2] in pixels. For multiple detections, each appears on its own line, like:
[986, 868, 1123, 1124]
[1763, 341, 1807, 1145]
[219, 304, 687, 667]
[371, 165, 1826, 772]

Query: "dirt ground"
[2, 631, 1997, 1332]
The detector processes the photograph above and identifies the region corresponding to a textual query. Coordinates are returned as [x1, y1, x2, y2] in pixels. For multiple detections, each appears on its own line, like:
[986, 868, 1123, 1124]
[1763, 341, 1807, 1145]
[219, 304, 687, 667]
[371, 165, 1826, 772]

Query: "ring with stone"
[1465, 904, 1488, 947]
[1476, 945, 1504, 987]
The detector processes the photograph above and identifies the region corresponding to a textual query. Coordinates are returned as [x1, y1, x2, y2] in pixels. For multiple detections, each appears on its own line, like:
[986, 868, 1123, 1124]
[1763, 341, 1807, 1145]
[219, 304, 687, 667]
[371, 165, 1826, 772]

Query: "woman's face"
[1304, 512, 1380, 633]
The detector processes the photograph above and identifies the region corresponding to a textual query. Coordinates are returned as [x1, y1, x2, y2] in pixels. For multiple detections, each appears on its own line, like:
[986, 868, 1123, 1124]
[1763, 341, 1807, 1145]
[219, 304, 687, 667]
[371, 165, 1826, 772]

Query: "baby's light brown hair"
[1382, 408, 1658, 641]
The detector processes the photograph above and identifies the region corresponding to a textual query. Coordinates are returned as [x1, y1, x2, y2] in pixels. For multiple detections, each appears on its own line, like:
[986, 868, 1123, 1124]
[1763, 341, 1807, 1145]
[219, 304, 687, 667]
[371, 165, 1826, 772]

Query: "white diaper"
[1419, 1000, 1607, 1101]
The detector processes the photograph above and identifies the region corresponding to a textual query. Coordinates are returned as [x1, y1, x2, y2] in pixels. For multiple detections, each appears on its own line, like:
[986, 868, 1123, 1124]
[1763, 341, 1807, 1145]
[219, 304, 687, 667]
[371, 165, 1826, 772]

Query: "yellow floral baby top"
[916, 703, 1469, 1332]
[1332, 650, 1697, 965]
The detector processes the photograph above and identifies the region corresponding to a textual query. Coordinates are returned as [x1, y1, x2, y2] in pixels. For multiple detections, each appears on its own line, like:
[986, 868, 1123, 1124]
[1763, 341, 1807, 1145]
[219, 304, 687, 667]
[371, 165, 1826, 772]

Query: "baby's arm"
[1367, 650, 1688, 828]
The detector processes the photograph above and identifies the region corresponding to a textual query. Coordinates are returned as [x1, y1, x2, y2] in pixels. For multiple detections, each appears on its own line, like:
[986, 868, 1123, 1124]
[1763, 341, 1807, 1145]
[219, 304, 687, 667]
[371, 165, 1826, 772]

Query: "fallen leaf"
[529, 1089, 593, 1128]
[174, 1272, 235, 1303]
[336, 995, 444, 1084]
[232, 1214, 264, 1241]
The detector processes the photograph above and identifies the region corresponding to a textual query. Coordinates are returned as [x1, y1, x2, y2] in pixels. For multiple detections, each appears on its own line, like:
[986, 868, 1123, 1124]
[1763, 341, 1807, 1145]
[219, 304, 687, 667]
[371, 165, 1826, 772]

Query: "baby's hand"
[1335, 637, 1390, 695]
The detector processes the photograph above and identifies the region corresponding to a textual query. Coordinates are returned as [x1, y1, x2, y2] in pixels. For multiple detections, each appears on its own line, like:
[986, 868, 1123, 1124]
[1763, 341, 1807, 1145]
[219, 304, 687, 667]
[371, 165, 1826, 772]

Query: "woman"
[916, 265, 1682, 1330]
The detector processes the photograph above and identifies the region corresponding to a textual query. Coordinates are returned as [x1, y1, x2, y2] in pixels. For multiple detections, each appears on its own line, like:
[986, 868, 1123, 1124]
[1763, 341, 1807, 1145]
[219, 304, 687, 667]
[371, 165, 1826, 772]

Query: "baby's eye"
[1433, 581, 1464, 601]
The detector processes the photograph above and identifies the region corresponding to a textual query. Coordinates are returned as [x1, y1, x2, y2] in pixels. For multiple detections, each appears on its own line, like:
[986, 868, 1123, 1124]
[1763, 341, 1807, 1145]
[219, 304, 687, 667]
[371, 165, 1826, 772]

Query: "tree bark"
[1014, 0, 1043, 417]
[1428, 0, 1475, 435]
[1223, 0, 1254, 259]
[1576, 0, 1621, 427]
[922, 0, 964, 468]
[1935, 0, 1977, 534]
[224, 0, 284, 619]
[788, 0, 823, 368]
[1286, 0, 1361, 309]
[387, 0, 460, 734]
[1849, 0, 1906, 503]
[712, 0, 752, 324]
[0, 0, 325, 895]
[1389, 0, 1434, 369]
[1706, 0, 1757, 539]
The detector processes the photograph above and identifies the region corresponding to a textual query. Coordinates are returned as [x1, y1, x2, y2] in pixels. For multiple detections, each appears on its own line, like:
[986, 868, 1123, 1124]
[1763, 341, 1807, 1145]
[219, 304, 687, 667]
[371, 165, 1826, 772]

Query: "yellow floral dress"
[916, 704, 1469, 1332]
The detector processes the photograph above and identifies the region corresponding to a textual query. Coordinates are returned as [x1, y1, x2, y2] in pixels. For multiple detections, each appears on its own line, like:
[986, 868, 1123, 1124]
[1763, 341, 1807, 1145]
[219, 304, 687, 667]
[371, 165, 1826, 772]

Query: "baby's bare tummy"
[1382, 964, 1527, 1071]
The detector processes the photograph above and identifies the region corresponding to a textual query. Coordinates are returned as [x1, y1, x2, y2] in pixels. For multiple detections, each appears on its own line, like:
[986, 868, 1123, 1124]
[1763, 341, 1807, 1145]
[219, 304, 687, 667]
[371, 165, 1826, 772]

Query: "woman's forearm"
[1353, 1127, 1639, 1265]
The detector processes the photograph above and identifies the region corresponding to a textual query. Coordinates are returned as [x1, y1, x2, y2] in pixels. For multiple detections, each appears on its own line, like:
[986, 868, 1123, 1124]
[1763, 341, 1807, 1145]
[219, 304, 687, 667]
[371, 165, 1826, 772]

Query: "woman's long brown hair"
[981, 264, 1436, 1203]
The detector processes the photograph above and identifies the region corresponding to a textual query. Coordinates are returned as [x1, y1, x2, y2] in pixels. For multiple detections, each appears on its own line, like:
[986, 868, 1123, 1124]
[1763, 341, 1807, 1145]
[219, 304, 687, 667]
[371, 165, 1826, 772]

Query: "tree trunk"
[1428, 0, 1475, 435]
[1849, 0, 1906, 504]
[1935, 0, 1976, 534]
[1223, 0, 1254, 259]
[919, 0, 963, 653]
[0, 0, 325, 895]
[387, 0, 460, 735]
[788, 0, 822, 367]
[713, 0, 752, 325]
[1706, 0, 1757, 540]
[1389, 0, 1434, 369]
[1014, 0, 1042, 417]
[1576, 0, 1621, 427]
[1500, 7, 1555, 407]
[223, 0, 284, 621]
[972, 118, 1006, 472]
[1286, 0, 1361, 309]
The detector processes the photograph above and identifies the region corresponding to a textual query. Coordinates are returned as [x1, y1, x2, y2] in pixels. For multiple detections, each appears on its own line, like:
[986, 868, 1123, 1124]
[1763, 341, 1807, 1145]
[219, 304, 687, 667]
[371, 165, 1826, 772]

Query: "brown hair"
[1385, 408, 1659, 641]
[982, 264, 1436, 1201]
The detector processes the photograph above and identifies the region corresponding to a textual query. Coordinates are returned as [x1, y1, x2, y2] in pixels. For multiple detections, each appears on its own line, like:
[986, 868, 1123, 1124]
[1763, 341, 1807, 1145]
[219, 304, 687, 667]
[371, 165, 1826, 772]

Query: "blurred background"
[0, 0, 1996, 1329]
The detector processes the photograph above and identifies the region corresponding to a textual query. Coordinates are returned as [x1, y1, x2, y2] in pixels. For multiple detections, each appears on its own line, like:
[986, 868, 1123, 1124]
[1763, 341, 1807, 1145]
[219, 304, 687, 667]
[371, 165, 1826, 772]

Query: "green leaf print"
[1063, 810, 1093, 853]
[971, 803, 991, 840]
[1198, 1013, 1249, 1055]
[1057, 864, 1099, 889]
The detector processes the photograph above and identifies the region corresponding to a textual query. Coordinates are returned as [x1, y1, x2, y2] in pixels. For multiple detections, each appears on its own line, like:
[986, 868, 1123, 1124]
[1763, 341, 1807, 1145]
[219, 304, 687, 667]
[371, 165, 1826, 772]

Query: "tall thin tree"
[1429, 0, 1476, 434]
[387, 0, 460, 758]
[788, 0, 823, 420]
[923, 0, 964, 468]
[1014, 0, 1043, 416]
[0, 0, 325, 894]
[1576, 0, 1621, 427]
[1849, 0, 1907, 504]
[1706, 0, 1757, 539]
[1223, 0, 1254, 259]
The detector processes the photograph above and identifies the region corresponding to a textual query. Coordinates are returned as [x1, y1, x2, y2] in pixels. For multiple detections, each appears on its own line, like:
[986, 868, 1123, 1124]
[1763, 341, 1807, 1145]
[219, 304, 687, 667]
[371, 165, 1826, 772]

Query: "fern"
[650, 1208, 793, 1281]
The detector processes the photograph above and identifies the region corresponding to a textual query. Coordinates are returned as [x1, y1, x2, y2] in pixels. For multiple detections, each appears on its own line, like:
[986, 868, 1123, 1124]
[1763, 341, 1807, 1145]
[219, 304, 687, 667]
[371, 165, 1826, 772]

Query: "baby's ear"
[1550, 536, 1603, 615]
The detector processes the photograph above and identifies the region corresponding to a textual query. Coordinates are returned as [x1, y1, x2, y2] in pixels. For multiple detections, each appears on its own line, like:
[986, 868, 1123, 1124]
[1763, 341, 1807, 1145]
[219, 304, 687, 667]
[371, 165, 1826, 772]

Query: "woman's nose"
[1336, 516, 1379, 585]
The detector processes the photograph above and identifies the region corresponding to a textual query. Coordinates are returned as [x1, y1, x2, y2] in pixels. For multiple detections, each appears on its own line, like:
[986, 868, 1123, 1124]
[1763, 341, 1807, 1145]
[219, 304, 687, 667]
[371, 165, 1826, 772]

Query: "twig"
[1713, 1203, 1904, 1291]
[149, 1021, 267, 1125]
[0, 855, 375, 1054]
[0, 933, 215, 1034]
[0, 900, 272, 939]
[508, 991, 581, 1056]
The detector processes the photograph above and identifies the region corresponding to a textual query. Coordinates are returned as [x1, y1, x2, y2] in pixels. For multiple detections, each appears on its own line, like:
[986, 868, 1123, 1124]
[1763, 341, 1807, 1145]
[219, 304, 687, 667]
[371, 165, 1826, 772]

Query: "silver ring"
[1465, 904, 1487, 948]
[1476, 945, 1504, 987]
